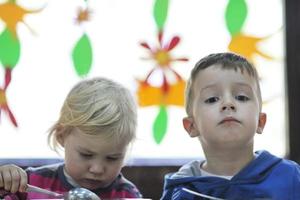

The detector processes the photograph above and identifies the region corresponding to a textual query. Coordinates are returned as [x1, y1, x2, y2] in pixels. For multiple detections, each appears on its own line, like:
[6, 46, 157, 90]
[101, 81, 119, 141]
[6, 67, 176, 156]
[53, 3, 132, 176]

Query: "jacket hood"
[164, 150, 282, 190]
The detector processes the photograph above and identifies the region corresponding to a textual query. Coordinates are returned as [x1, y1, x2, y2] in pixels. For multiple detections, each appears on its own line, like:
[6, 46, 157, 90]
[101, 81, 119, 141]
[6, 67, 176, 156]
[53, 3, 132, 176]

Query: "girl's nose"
[89, 163, 105, 175]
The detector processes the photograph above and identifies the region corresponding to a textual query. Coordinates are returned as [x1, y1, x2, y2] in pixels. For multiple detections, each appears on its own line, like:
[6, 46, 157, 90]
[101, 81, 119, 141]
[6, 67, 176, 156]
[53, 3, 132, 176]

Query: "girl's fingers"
[0, 165, 27, 193]
[18, 170, 28, 192]
[0, 171, 3, 188]
[10, 168, 21, 193]
[2, 169, 12, 192]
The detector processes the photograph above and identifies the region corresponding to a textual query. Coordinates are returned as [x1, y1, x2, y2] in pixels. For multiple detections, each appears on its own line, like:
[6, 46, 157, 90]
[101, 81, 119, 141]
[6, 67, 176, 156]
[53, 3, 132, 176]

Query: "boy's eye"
[235, 95, 250, 102]
[204, 97, 219, 104]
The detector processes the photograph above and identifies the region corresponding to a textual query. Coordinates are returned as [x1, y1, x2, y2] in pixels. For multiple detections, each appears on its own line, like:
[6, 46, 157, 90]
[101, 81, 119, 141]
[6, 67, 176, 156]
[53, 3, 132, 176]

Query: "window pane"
[0, 0, 286, 165]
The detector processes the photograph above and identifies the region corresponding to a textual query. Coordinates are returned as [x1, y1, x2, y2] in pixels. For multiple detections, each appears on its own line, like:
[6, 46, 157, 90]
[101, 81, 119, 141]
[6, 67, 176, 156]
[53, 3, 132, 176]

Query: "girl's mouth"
[81, 178, 106, 188]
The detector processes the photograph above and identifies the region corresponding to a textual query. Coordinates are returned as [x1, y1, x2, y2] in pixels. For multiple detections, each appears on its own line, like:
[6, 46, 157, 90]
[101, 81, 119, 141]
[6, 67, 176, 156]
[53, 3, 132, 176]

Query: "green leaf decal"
[225, 0, 248, 36]
[72, 33, 93, 77]
[153, 0, 169, 31]
[0, 29, 20, 68]
[153, 105, 168, 144]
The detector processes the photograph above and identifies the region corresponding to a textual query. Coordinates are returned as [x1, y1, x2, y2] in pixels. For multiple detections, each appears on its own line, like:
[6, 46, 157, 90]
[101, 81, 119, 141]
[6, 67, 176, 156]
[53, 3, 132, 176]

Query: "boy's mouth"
[219, 117, 241, 124]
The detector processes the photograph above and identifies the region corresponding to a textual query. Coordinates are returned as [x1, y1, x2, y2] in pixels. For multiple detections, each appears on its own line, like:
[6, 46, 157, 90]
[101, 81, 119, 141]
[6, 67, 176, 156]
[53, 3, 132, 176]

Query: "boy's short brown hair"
[185, 52, 262, 116]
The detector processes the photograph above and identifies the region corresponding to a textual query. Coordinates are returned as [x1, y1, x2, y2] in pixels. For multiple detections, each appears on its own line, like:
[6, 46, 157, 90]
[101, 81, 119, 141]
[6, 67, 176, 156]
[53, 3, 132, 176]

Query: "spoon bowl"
[64, 188, 101, 200]
[26, 184, 100, 200]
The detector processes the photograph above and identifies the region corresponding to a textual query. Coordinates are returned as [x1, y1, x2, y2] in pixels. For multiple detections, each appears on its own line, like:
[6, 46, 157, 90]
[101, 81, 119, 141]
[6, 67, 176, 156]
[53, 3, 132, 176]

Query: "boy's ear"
[183, 117, 200, 137]
[256, 112, 267, 134]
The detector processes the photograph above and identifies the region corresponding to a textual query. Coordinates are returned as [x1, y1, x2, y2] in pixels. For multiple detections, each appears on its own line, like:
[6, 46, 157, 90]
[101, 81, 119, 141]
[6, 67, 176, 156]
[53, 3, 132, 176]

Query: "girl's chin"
[79, 179, 111, 190]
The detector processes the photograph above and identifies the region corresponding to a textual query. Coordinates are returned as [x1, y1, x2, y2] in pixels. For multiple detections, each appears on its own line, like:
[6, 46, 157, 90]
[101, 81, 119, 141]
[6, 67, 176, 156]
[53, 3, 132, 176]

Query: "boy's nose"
[221, 102, 236, 111]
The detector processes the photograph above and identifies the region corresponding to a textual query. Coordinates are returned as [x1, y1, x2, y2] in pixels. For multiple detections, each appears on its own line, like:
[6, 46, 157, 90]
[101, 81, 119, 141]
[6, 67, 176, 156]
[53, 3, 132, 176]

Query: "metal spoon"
[64, 187, 101, 200]
[27, 184, 101, 200]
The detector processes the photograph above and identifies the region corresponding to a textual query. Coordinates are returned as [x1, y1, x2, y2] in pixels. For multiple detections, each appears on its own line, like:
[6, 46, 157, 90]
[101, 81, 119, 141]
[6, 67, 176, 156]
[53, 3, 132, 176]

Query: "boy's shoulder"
[161, 151, 300, 200]
[168, 159, 205, 179]
[167, 150, 300, 180]
[234, 150, 299, 176]
[254, 150, 300, 170]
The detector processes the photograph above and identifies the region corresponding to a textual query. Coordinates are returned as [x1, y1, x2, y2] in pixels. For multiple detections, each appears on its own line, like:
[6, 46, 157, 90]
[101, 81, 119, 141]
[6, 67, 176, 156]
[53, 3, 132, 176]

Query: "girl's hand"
[0, 164, 28, 193]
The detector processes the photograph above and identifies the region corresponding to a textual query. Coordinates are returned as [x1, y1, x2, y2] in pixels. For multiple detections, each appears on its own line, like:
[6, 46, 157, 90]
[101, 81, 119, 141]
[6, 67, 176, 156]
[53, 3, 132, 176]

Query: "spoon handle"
[26, 184, 63, 198]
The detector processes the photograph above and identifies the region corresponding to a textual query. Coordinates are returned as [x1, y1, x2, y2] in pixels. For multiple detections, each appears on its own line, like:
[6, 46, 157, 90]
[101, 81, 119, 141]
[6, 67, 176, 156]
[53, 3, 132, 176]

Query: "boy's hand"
[0, 164, 28, 193]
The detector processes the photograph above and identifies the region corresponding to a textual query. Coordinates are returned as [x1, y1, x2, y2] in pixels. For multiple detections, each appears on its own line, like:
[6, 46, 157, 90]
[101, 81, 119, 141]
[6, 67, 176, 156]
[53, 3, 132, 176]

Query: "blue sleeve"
[160, 173, 174, 200]
[160, 181, 172, 199]
[160, 174, 192, 200]
[292, 165, 300, 199]
[161, 187, 195, 200]
[160, 186, 174, 200]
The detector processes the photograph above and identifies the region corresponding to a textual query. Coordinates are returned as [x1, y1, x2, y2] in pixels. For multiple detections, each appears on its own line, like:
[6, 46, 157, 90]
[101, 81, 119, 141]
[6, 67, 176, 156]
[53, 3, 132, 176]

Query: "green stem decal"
[225, 0, 248, 36]
[153, 0, 169, 31]
[72, 33, 93, 77]
[153, 105, 168, 144]
[0, 29, 20, 69]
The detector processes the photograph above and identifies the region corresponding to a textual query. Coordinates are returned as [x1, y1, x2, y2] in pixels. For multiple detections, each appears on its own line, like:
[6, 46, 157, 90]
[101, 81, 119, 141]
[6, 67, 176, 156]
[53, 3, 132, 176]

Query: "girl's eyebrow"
[107, 153, 124, 157]
[77, 146, 125, 156]
[77, 147, 95, 154]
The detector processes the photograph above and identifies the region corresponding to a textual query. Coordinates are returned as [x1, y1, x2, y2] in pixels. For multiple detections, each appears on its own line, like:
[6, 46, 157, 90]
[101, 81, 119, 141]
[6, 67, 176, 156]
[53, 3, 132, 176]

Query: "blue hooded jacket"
[161, 151, 300, 200]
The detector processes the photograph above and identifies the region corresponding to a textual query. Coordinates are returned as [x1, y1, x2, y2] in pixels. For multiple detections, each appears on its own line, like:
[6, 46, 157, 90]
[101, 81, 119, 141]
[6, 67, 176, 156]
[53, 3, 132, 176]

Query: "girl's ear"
[55, 126, 66, 147]
[183, 117, 200, 137]
[256, 112, 267, 134]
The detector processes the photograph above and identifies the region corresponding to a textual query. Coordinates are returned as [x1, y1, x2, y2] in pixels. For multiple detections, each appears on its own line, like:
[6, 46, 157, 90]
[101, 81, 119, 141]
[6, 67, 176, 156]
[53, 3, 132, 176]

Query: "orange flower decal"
[75, 7, 92, 24]
[228, 33, 273, 63]
[137, 79, 185, 107]
[0, 1, 43, 38]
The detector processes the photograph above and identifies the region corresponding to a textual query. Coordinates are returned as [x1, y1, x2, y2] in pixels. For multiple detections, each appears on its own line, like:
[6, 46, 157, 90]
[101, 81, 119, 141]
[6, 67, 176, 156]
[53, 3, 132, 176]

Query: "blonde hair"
[185, 52, 262, 116]
[48, 77, 137, 152]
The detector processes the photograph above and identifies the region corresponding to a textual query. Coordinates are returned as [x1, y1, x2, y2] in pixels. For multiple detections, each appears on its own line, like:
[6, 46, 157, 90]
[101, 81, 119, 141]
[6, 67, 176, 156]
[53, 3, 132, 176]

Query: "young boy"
[161, 53, 300, 200]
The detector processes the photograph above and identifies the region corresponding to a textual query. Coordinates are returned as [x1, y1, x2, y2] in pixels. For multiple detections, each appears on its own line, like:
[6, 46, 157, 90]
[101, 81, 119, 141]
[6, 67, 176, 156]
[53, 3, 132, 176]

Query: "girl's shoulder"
[96, 174, 142, 198]
[25, 162, 66, 189]
[26, 162, 64, 175]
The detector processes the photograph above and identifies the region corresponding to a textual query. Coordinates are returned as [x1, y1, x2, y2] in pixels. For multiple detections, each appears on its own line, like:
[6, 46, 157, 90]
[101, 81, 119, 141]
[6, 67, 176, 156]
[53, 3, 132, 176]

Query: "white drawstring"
[182, 188, 225, 200]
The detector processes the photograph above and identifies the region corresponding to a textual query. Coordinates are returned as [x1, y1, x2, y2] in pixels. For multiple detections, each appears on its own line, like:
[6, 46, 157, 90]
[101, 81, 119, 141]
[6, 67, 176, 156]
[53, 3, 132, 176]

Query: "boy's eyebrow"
[200, 84, 217, 93]
[233, 82, 253, 90]
[200, 82, 254, 94]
